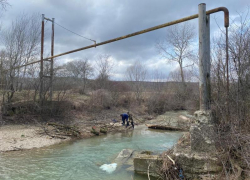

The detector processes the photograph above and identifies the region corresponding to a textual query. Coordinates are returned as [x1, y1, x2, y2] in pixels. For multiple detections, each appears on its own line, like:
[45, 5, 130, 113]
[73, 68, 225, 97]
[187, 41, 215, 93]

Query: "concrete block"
[134, 154, 162, 177]
[194, 110, 214, 124]
[190, 124, 216, 152]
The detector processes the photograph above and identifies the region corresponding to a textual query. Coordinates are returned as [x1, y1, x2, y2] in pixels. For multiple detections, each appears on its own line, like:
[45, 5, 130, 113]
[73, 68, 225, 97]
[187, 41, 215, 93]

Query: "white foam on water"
[99, 163, 117, 174]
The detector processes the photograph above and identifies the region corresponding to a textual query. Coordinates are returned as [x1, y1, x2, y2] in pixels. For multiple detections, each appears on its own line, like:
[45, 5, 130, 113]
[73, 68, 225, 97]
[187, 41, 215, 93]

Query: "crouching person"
[120, 113, 129, 126]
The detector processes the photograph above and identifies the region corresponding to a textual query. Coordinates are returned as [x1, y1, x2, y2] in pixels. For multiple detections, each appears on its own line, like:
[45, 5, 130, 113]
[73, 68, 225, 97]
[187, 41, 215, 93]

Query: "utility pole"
[50, 18, 54, 101]
[40, 14, 45, 104]
[40, 14, 54, 103]
[198, 3, 211, 110]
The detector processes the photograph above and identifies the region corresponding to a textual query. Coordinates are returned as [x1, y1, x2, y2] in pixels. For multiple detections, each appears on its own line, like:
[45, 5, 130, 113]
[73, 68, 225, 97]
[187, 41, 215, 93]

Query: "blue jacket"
[121, 113, 129, 119]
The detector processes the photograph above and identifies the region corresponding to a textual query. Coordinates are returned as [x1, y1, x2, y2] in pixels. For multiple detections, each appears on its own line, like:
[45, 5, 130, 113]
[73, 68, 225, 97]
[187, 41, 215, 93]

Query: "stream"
[0, 125, 183, 180]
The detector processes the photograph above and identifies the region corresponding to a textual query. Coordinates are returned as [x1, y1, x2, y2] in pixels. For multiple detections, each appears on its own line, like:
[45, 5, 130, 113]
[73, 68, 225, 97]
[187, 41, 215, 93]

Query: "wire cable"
[54, 22, 96, 43]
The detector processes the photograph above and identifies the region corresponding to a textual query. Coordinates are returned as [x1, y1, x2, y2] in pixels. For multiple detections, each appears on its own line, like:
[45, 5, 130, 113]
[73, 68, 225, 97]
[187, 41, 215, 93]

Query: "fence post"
[199, 3, 211, 110]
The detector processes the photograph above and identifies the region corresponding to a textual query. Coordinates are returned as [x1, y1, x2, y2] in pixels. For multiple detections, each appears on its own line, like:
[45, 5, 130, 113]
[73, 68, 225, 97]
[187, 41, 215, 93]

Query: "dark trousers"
[131, 122, 134, 128]
[126, 120, 129, 127]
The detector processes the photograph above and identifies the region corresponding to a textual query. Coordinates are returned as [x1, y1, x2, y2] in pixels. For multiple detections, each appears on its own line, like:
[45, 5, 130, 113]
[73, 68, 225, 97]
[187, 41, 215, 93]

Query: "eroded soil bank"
[0, 125, 70, 152]
[0, 110, 192, 152]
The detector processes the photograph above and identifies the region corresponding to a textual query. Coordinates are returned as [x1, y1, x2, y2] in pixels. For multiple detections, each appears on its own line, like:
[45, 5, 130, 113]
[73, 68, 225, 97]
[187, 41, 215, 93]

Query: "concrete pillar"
[190, 4, 215, 153]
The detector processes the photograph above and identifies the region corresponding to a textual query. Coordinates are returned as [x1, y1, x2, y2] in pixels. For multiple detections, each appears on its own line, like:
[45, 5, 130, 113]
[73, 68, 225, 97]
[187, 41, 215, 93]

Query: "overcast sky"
[1, 0, 249, 80]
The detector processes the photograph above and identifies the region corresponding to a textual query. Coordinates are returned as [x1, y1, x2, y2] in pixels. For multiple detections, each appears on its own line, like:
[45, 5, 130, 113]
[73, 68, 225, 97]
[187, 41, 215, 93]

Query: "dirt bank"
[0, 123, 139, 153]
[0, 110, 192, 153]
[0, 125, 70, 152]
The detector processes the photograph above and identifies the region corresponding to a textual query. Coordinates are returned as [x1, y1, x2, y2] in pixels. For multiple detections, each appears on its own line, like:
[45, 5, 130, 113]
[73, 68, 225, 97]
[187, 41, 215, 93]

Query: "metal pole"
[199, 3, 211, 110]
[40, 14, 45, 103]
[226, 27, 230, 120]
[50, 18, 54, 101]
[226, 27, 229, 97]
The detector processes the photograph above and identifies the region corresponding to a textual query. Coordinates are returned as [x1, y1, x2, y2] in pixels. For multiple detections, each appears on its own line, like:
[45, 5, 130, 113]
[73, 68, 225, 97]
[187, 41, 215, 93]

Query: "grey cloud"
[2, 0, 250, 80]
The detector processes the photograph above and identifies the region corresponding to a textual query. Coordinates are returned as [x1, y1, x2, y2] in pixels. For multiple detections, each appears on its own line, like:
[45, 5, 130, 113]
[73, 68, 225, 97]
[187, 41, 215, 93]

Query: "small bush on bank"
[1, 100, 73, 124]
[87, 89, 112, 111]
[146, 84, 199, 115]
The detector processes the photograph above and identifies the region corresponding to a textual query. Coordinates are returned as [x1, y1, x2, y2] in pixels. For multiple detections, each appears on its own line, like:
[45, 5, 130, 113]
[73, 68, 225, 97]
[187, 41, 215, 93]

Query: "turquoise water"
[0, 125, 182, 180]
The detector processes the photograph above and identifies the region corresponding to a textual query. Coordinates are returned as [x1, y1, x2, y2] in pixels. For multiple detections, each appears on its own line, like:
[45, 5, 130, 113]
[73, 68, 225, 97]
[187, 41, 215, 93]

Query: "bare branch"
[156, 22, 195, 83]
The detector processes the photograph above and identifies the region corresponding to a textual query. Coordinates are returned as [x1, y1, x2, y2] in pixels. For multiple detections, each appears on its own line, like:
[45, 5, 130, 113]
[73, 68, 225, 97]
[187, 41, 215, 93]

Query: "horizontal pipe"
[44, 17, 52, 22]
[7, 7, 229, 71]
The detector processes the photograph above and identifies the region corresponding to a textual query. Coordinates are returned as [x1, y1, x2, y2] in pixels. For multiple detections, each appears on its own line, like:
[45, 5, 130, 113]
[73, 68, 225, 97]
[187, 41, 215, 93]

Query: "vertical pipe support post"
[40, 14, 45, 103]
[199, 3, 211, 110]
[50, 18, 54, 101]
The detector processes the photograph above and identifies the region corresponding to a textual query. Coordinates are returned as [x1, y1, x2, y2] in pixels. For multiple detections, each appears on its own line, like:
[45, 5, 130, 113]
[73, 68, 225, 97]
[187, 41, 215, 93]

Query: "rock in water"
[100, 163, 117, 174]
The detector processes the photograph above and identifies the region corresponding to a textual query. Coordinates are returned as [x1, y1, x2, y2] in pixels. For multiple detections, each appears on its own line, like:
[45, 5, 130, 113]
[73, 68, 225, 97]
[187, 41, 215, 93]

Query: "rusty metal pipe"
[8, 7, 229, 71]
[206, 7, 229, 27]
[207, 7, 230, 98]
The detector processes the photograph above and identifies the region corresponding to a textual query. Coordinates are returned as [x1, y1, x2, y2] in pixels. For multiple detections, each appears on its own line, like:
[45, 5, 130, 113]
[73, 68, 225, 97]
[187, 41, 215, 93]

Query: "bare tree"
[168, 68, 194, 83]
[212, 10, 250, 123]
[210, 10, 250, 179]
[0, 0, 10, 10]
[20, 14, 40, 91]
[126, 61, 147, 103]
[0, 50, 7, 89]
[53, 67, 72, 101]
[157, 22, 195, 83]
[151, 69, 166, 93]
[95, 54, 113, 89]
[65, 59, 94, 94]
[2, 13, 41, 102]
[25, 64, 40, 102]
